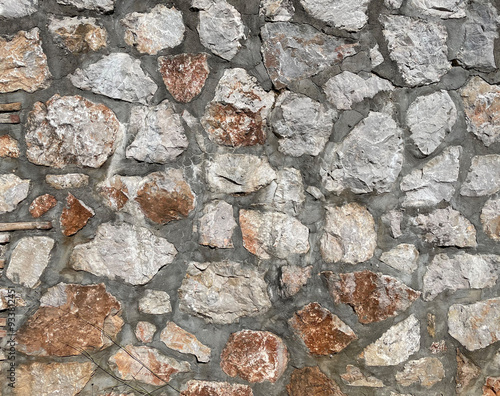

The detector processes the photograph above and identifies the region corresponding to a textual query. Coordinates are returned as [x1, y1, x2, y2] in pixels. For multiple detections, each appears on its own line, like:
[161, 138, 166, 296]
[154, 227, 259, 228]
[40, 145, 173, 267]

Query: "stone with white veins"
[69, 53, 157, 104]
[381, 15, 451, 86]
[320, 112, 403, 194]
[481, 197, 500, 240]
[270, 91, 336, 157]
[423, 253, 499, 301]
[193, 0, 245, 61]
[380, 244, 419, 274]
[299, 0, 370, 32]
[406, 91, 458, 155]
[121, 5, 185, 55]
[324, 71, 394, 110]
[0, 174, 30, 214]
[139, 290, 172, 315]
[395, 357, 445, 388]
[406, 0, 466, 18]
[6, 237, 54, 288]
[70, 222, 177, 285]
[360, 314, 420, 366]
[56, 0, 114, 12]
[461, 155, 500, 197]
[0, 0, 37, 18]
[401, 146, 461, 207]
[198, 200, 237, 248]
[260, 0, 294, 21]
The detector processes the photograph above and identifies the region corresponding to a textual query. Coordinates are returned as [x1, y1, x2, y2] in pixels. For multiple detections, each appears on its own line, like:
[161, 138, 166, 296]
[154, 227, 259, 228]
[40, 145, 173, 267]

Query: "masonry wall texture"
[0, 0, 500, 395]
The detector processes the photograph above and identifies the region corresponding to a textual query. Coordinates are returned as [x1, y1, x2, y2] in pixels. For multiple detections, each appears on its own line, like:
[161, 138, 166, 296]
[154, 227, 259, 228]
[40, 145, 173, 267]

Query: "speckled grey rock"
[406, 0, 466, 18]
[382, 210, 403, 238]
[481, 197, 500, 240]
[56, 0, 114, 12]
[0, 0, 37, 18]
[198, 200, 237, 248]
[139, 290, 172, 315]
[395, 357, 445, 388]
[299, 0, 370, 31]
[0, 174, 30, 214]
[461, 155, 500, 196]
[259, 0, 294, 21]
[370, 44, 384, 67]
[380, 244, 419, 274]
[45, 173, 89, 189]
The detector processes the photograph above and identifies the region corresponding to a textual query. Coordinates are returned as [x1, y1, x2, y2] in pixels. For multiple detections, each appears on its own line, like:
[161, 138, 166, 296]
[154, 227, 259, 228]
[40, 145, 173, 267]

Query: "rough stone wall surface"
[0, 0, 500, 395]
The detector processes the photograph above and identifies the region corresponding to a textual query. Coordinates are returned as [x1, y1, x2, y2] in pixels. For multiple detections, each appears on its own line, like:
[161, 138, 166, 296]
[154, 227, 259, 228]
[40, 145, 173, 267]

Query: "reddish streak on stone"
[287, 366, 346, 396]
[60, 193, 94, 236]
[29, 194, 57, 218]
[239, 210, 262, 257]
[100, 186, 129, 210]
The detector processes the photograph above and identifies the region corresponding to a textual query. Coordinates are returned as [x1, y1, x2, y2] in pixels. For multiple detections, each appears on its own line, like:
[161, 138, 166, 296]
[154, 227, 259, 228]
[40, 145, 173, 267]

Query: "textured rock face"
[484, 377, 500, 395]
[448, 297, 500, 351]
[0, 28, 51, 93]
[395, 357, 445, 388]
[60, 193, 94, 236]
[321, 112, 403, 194]
[289, 302, 357, 355]
[25, 95, 122, 168]
[56, 0, 114, 12]
[29, 194, 57, 218]
[322, 270, 421, 324]
[122, 5, 184, 55]
[380, 244, 419, 274]
[287, 366, 346, 396]
[360, 315, 420, 366]
[0, 0, 37, 18]
[125, 101, 188, 164]
[69, 53, 157, 104]
[181, 380, 253, 396]
[341, 365, 384, 387]
[135, 321, 156, 343]
[198, 200, 236, 248]
[15, 362, 93, 396]
[178, 261, 271, 324]
[270, 91, 336, 157]
[48, 17, 107, 53]
[324, 71, 394, 110]
[482, 197, 500, 240]
[6, 236, 54, 288]
[0, 134, 20, 158]
[46, 173, 89, 189]
[407, 0, 466, 18]
[240, 209, 310, 259]
[320, 203, 376, 264]
[406, 91, 458, 155]
[109, 345, 190, 385]
[381, 15, 450, 86]
[415, 207, 477, 247]
[260, 0, 294, 21]
[456, 349, 480, 394]
[138, 290, 172, 315]
[17, 283, 123, 356]
[280, 265, 312, 298]
[299, 0, 369, 31]
[261, 22, 358, 89]
[159, 53, 209, 103]
[160, 321, 211, 362]
[193, 0, 245, 60]
[70, 222, 177, 285]
[461, 155, 500, 196]
[0, 288, 26, 310]
[256, 168, 305, 215]
[401, 146, 461, 207]
[221, 330, 288, 383]
[0, 174, 30, 214]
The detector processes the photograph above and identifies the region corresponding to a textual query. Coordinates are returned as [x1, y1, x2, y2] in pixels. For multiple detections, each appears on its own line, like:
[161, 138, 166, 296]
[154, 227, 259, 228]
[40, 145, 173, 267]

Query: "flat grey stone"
[380, 244, 419, 274]
[0, 174, 30, 214]
[406, 0, 466, 18]
[56, 0, 114, 12]
[299, 0, 370, 31]
[461, 155, 500, 196]
[0, 0, 37, 18]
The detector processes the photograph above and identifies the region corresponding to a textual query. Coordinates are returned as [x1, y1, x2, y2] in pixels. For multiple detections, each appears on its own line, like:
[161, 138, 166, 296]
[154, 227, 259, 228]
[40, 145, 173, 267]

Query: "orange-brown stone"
[29, 194, 57, 218]
[287, 366, 346, 396]
[0, 134, 20, 158]
[60, 193, 94, 236]
[181, 380, 253, 396]
[484, 377, 500, 395]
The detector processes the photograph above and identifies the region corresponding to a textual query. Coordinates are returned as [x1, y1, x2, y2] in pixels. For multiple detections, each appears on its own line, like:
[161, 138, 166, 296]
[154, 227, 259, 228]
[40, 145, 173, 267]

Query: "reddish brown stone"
[60, 193, 94, 236]
[289, 302, 357, 355]
[220, 330, 288, 383]
[99, 176, 129, 211]
[181, 380, 253, 396]
[158, 53, 209, 103]
[322, 270, 421, 324]
[287, 366, 346, 396]
[17, 283, 123, 356]
[484, 377, 500, 395]
[0, 134, 20, 158]
[29, 194, 57, 218]
[457, 349, 480, 394]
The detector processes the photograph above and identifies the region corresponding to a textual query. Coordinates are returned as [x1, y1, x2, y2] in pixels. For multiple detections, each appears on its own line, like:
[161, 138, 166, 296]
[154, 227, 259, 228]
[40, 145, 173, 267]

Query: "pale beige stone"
[160, 321, 211, 362]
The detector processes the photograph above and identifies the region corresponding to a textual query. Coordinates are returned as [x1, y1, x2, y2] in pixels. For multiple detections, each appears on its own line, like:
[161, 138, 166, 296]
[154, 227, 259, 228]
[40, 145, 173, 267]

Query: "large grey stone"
[299, 0, 370, 31]
[0, 174, 30, 214]
[56, 0, 114, 12]
[406, 0, 466, 18]
[198, 200, 237, 248]
[380, 244, 419, 274]
[0, 0, 37, 18]
[461, 155, 500, 196]
[395, 357, 445, 388]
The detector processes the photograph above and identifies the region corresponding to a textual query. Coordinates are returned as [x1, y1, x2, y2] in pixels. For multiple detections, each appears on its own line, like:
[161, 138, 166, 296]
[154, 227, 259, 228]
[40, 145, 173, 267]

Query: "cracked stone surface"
[406, 0, 466, 18]
[341, 365, 384, 388]
[46, 173, 89, 189]
[299, 0, 370, 31]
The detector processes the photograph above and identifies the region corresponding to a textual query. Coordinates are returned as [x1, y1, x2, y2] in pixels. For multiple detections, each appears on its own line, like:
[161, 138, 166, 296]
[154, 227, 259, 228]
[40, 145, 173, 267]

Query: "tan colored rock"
[395, 357, 445, 388]
[17, 283, 123, 356]
[287, 366, 346, 396]
[0, 174, 30, 214]
[456, 349, 480, 394]
[60, 193, 94, 236]
[159, 53, 209, 103]
[483, 377, 500, 395]
[46, 173, 89, 189]
[198, 200, 236, 248]
[341, 365, 384, 387]
[280, 265, 312, 298]
[0, 28, 51, 93]
[138, 289, 172, 315]
[29, 194, 57, 218]
[48, 16, 107, 53]
[221, 330, 288, 383]
[181, 380, 253, 396]
[0, 135, 19, 158]
[289, 302, 356, 355]
[135, 321, 156, 343]
[481, 197, 500, 240]
[160, 321, 211, 362]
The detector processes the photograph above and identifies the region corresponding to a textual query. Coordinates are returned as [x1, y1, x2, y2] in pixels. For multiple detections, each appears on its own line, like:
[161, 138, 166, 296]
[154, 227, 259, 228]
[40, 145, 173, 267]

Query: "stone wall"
[0, 0, 500, 395]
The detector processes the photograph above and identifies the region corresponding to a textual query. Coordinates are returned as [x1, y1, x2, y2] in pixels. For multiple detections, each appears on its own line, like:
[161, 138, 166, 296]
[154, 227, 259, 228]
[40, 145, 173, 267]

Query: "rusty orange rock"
[29, 194, 57, 218]
[60, 193, 94, 236]
[484, 377, 500, 395]
[287, 366, 346, 396]
[181, 380, 253, 396]
[0, 134, 20, 158]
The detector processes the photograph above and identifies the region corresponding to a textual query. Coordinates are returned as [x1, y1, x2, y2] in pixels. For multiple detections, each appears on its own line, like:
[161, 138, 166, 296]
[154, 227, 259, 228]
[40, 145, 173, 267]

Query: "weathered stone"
[428, 313, 437, 337]
[6, 236, 54, 288]
[178, 261, 271, 324]
[0, 28, 51, 93]
[160, 321, 211, 362]
[29, 194, 57, 218]
[407, 0, 466, 18]
[135, 321, 156, 343]
[159, 53, 209, 103]
[98, 175, 131, 211]
[323, 270, 421, 324]
[46, 173, 89, 189]
[385, 0, 404, 8]
[56, 0, 114, 12]
[48, 16, 107, 53]
[270, 91, 336, 157]
[261, 22, 359, 89]
[381, 15, 450, 86]
[430, 340, 447, 354]
[456, 349, 480, 394]
[482, 197, 500, 240]
[193, 0, 245, 60]
[26, 95, 122, 169]
[181, 380, 253, 396]
[324, 71, 394, 110]
[0, 0, 37, 18]
[396, 357, 445, 388]
[401, 146, 461, 207]
[461, 77, 500, 146]
[69, 53, 157, 104]
[260, 0, 294, 21]
[206, 154, 276, 194]
[0, 135, 19, 158]
[60, 193, 94, 236]
[15, 362, 93, 396]
[448, 297, 500, 351]
[423, 253, 499, 301]
[109, 345, 190, 386]
[221, 330, 288, 383]
[461, 155, 500, 196]
[289, 302, 357, 355]
[17, 283, 123, 356]
[70, 222, 177, 285]
[415, 207, 477, 247]
[0, 288, 26, 310]
[360, 314, 420, 366]
[320, 112, 403, 194]
[341, 365, 384, 387]
[483, 377, 500, 395]
[382, 210, 403, 238]
[138, 290, 172, 315]
[370, 44, 384, 67]
[198, 200, 236, 248]
[0, 174, 30, 214]
[380, 244, 419, 274]
[125, 101, 188, 164]
[320, 203, 376, 264]
[280, 265, 312, 298]
[300, 0, 369, 31]
[240, 209, 310, 259]
[287, 366, 346, 396]
[307, 186, 325, 201]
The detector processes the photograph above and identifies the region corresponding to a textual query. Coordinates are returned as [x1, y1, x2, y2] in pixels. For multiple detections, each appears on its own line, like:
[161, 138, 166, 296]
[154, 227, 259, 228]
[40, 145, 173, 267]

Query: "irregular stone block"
[138, 290, 172, 315]
[29, 194, 57, 218]
[481, 197, 500, 240]
[198, 200, 236, 248]
[406, 0, 466, 18]
[48, 16, 107, 53]
[135, 321, 156, 343]
[299, 0, 369, 31]
[256, 168, 305, 215]
[160, 321, 211, 362]
[181, 380, 253, 396]
[260, 0, 294, 21]
[341, 365, 384, 387]
[0, 135, 20, 158]
[382, 210, 403, 238]
[287, 366, 346, 396]
[380, 244, 419, 274]
[0, 174, 30, 214]
[461, 155, 500, 196]
[0, 0, 37, 18]
[280, 265, 312, 298]
[396, 357, 445, 388]
[46, 173, 89, 189]
[483, 376, 500, 395]
[56, 0, 114, 12]
[60, 193, 94, 236]
[456, 349, 480, 394]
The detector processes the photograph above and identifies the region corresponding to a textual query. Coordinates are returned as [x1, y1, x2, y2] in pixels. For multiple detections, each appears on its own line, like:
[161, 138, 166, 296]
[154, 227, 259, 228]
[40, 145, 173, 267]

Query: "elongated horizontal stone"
[0, 0, 37, 18]
[160, 321, 211, 362]
[396, 357, 445, 388]
[181, 381, 253, 396]
[139, 290, 172, 315]
[46, 174, 89, 189]
[299, 0, 370, 31]
[260, 0, 294, 21]
[56, 0, 114, 12]
[341, 365, 384, 388]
